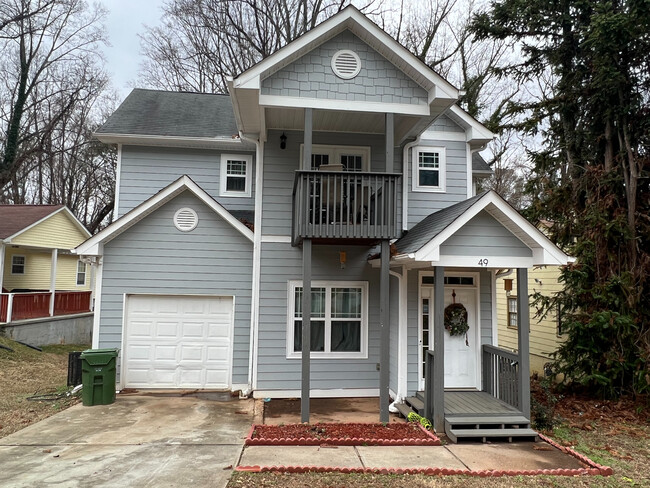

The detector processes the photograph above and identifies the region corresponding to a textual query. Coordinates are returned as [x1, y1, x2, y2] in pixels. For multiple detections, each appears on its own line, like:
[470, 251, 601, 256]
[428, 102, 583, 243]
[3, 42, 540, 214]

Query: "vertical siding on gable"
[118, 146, 255, 217]
[98, 191, 253, 386]
[263, 129, 402, 236]
[257, 242, 385, 391]
[407, 140, 468, 229]
[261, 30, 428, 106]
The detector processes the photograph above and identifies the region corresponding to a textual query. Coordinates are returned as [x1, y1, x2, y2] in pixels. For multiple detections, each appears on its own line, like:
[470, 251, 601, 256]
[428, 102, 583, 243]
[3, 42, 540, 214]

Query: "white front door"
[419, 279, 479, 389]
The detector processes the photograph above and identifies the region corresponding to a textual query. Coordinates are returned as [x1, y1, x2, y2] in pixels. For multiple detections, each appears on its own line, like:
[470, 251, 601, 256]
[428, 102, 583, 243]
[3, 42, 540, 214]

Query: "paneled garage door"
[124, 295, 234, 389]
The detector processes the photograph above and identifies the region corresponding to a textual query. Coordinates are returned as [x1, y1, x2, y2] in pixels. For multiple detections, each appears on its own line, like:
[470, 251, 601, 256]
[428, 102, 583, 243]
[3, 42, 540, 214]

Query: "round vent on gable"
[331, 50, 361, 79]
[173, 207, 198, 232]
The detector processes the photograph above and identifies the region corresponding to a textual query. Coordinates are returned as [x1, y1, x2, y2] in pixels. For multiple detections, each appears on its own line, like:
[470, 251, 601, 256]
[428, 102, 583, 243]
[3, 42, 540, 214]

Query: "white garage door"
[124, 295, 234, 389]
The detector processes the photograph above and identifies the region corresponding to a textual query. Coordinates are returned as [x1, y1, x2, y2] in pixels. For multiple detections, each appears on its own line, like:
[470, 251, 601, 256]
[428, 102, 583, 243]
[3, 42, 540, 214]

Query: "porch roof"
[392, 191, 572, 268]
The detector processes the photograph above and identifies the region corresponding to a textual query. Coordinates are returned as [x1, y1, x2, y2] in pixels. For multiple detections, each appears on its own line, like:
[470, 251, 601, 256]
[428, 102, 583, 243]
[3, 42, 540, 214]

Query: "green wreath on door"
[444, 289, 469, 346]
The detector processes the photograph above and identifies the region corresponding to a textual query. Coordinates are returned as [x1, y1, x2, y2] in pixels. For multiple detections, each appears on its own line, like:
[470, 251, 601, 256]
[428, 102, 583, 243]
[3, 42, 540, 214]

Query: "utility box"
[80, 348, 118, 406]
[67, 351, 83, 386]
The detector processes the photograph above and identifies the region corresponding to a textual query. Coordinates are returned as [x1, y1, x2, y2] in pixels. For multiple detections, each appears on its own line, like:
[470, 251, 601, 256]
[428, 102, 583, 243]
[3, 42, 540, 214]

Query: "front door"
[419, 277, 479, 389]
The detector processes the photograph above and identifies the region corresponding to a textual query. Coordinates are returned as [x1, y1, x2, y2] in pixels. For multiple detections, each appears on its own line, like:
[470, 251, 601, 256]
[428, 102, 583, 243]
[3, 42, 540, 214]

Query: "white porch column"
[516, 268, 531, 419]
[379, 239, 390, 422]
[0, 242, 5, 292]
[49, 249, 58, 316]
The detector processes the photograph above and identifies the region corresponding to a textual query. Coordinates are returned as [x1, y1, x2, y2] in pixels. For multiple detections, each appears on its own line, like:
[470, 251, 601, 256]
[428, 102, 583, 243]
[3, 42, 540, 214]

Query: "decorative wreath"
[444, 302, 469, 337]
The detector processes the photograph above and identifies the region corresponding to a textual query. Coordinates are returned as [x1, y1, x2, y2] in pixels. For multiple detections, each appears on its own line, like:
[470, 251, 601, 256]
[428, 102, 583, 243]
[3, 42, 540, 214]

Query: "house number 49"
[478, 258, 489, 266]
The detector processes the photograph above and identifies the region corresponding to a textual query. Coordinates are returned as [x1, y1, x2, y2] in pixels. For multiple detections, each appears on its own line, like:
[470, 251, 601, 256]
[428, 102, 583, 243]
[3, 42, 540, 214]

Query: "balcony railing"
[0, 291, 92, 323]
[292, 170, 400, 245]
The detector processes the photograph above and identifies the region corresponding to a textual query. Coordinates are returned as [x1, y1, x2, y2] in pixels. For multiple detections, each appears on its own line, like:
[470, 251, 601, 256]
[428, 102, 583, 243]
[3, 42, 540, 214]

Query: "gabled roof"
[394, 191, 571, 266]
[0, 205, 90, 242]
[94, 89, 255, 150]
[75, 176, 254, 256]
[472, 152, 492, 175]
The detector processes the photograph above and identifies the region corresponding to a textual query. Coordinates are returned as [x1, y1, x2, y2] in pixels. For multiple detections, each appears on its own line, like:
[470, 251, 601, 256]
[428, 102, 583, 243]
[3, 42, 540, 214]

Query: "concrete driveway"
[0, 393, 254, 488]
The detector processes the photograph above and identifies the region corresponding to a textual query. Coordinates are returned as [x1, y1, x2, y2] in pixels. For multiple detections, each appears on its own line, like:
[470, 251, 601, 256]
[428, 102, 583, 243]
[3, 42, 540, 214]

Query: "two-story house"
[76, 6, 569, 442]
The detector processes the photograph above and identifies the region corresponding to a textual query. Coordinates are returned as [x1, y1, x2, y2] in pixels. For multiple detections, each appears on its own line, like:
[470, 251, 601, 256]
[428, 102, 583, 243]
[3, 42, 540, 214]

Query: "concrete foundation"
[1, 312, 93, 346]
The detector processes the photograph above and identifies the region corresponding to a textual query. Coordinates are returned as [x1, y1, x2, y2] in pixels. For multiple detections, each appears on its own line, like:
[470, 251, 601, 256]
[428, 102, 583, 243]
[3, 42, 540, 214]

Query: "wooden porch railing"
[482, 344, 520, 410]
[0, 291, 92, 323]
[423, 350, 436, 422]
[292, 170, 400, 245]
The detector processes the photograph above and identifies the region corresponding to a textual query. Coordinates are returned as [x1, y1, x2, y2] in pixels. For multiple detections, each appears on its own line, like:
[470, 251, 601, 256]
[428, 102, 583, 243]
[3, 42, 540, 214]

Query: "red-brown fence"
[0, 294, 8, 322]
[10, 293, 51, 321]
[54, 291, 92, 315]
[0, 291, 92, 322]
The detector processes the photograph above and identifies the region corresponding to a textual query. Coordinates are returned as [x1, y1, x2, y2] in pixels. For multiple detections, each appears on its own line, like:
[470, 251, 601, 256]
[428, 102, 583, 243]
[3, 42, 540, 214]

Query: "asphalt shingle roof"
[472, 152, 492, 174]
[394, 192, 487, 255]
[96, 89, 241, 139]
[0, 205, 63, 239]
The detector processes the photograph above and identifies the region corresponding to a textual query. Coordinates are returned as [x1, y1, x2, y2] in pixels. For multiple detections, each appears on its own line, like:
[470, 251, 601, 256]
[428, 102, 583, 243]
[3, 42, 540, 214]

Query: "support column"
[385, 113, 394, 173]
[301, 238, 312, 423]
[0, 243, 5, 292]
[49, 249, 58, 316]
[303, 108, 313, 170]
[379, 239, 390, 422]
[517, 268, 531, 419]
[433, 266, 445, 433]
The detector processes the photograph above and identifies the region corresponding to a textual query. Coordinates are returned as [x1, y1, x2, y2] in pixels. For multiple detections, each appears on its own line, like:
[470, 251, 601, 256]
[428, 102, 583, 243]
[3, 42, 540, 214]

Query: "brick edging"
[245, 422, 441, 446]
[537, 433, 613, 476]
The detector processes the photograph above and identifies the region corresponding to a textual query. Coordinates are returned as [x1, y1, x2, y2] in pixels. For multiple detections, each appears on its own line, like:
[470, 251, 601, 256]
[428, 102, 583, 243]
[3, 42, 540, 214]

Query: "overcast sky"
[100, 0, 166, 98]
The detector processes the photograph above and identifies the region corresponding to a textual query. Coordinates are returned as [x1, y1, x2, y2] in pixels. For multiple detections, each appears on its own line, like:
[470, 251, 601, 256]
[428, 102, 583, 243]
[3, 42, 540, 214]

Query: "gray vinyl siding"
[407, 140, 468, 229]
[262, 129, 402, 236]
[389, 274, 399, 394]
[424, 114, 464, 133]
[261, 30, 427, 106]
[257, 242, 386, 391]
[440, 211, 533, 258]
[98, 191, 253, 386]
[118, 145, 255, 217]
[406, 268, 419, 395]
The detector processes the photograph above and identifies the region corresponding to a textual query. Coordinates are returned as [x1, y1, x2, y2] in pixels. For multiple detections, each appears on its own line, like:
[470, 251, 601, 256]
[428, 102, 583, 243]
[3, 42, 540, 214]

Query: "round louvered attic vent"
[331, 50, 361, 79]
[173, 207, 198, 232]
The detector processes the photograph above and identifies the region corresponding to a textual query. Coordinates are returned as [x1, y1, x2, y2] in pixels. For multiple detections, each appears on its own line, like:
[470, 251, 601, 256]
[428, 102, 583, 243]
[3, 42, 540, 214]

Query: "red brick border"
[245, 423, 441, 446]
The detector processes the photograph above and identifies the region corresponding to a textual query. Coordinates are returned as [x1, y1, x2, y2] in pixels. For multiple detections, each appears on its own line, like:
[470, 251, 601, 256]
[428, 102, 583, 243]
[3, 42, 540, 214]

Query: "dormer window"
[413, 146, 446, 193]
[220, 154, 252, 197]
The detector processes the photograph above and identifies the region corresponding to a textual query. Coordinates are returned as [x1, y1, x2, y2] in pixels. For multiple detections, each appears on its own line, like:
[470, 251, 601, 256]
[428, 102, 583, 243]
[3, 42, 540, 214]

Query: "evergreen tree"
[473, 0, 650, 396]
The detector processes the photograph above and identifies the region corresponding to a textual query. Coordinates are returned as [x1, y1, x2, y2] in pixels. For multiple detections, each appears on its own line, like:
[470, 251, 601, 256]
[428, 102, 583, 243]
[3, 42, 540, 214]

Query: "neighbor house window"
[220, 154, 252, 197]
[287, 281, 368, 359]
[507, 297, 518, 329]
[11, 255, 25, 275]
[76, 261, 87, 286]
[413, 146, 446, 192]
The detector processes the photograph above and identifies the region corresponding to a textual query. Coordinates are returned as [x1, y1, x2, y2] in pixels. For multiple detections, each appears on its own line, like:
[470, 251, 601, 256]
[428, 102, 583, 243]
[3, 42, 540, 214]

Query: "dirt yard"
[0, 337, 88, 439]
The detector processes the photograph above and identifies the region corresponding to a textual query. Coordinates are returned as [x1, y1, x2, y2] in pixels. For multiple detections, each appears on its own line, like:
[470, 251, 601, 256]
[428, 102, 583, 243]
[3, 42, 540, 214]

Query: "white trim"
[10, 254, 26, 275]
[447, 105, 494, 143]
[420, 131, 467, 142]
[259, 94, 430, 116]
[91, 252, 103, 349]
[220, 153, 253, 198]
[390, 267, 409, 399]
[249, 136, 264, 391]
[466, 143, 473, 198]
[261, 235, 292, 243]
[253, 388, 380, 399]
[331, 49, 361, 79]
[412, 146, 446, 193]
[4, 206, 91, 243]
[432, 255, 536, 269]
[402, 137, 419, 231]
[173, 207, 199, 232]
[49, 249, 57, 316]
[94, 133, 251, 150]
[0, 243, 4, 291]
[75, 175, 254, 256]
[300, 144, 371, 171]
[286, 280, 369, 360]
[114, 144, 122, 216]
[491, 270, 499, 349]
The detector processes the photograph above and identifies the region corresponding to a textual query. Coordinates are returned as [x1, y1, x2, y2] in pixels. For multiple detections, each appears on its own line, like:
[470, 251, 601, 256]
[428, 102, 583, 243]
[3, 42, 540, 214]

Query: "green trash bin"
[80, 348, 118, 406]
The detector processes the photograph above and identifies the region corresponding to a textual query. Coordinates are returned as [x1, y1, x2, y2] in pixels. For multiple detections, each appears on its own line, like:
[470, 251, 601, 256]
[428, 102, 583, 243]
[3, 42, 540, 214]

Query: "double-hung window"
[220, 154, 252, 197]
[76, 261, 87, 286]
[413, 146, 446, 192]
[288, 281, 368, 359]
[11, 255, 25, 275]
[302, 145, 370, 172]
[507, 297, 518, 329]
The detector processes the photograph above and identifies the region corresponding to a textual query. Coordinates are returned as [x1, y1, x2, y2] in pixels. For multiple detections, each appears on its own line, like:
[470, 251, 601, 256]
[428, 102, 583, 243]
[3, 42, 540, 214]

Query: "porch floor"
[444, 390, 522, 417]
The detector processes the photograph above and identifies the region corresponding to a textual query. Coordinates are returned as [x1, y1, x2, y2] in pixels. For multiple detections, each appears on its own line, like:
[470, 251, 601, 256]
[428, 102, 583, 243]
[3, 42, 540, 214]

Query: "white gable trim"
[411, 192, 570, 266]
[3, 206, 91, 244]
[446, 105, 494, 144]
[75, 176, 254, 256]
[233, 6, 458, 99]
[259, 94, 430, 116]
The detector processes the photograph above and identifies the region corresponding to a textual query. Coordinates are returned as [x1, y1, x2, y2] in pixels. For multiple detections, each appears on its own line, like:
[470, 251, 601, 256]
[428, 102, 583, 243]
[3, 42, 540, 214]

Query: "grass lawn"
[0, 336, 89, 439]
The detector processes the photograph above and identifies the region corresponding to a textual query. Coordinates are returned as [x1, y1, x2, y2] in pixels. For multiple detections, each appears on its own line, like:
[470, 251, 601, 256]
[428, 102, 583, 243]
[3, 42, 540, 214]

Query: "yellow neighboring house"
[496, 266, 566, 375]
[0, 205, 92, 322]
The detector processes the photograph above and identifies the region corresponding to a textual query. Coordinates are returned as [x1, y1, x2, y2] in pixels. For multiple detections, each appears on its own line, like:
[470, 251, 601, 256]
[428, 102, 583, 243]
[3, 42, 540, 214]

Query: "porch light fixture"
[280, 132, 287, 150]
[339, 251, 346, 269]
[504, 279, 513, 292]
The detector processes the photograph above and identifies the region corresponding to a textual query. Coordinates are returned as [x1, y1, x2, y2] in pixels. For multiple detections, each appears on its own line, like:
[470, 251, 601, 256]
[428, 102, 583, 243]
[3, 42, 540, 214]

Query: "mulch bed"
[246, 422, 441, 446]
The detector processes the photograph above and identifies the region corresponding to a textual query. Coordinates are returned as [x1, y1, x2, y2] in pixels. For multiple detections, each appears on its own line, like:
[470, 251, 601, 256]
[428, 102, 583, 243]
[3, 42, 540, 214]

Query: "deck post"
[379, 239, 390, 422]
[516, 268, 531, 419]
[301, 238, 312, 423]
[385, 113, 394, 173]
[49, 249, 58, 316]
[433, 266, 445, 433]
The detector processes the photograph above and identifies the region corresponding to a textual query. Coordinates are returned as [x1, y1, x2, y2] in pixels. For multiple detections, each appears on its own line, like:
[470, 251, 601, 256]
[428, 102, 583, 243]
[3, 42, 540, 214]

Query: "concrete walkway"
[0, 394, 255, 488]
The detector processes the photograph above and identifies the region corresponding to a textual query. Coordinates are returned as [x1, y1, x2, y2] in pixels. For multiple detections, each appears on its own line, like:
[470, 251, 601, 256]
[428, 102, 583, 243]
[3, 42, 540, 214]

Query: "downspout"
[402, 137, 420, 231]
[240, 132, 263, 398]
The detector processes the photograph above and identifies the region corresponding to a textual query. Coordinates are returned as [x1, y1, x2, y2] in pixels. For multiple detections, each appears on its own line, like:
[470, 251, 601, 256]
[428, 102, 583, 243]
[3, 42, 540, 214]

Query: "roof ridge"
[131, 88, 230, 97]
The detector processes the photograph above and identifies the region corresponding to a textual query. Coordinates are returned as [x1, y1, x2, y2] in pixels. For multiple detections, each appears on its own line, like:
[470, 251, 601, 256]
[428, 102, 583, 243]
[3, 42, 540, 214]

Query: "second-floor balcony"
[292, 170, 401, 245]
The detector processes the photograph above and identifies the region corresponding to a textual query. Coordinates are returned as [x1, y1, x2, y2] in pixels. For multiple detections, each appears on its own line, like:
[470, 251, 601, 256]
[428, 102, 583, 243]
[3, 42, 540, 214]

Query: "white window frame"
[11, 255, 25, 275]
[76, 260, 87, 286]
[220, 154, 252, 197]
[286, 280, 368, 359]
[300, 144, 371, 171]
[412, 146, 446, 192]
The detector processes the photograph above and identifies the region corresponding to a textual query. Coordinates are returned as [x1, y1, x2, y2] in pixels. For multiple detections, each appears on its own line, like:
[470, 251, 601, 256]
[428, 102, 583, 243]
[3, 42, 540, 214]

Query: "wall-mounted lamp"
[339, 251, 346, 269]
[504, 279, 513, 292]
[280, 132, 287, 150]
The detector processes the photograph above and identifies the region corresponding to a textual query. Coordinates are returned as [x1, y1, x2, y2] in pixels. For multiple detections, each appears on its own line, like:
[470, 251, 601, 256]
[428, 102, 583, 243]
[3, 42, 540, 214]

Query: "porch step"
[445, 415, 531, 429]
[446, 427, 538, 444]
[394, 402, 414, 419]
[415, 390, 425, 402]
[404, 396, 424, 415]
